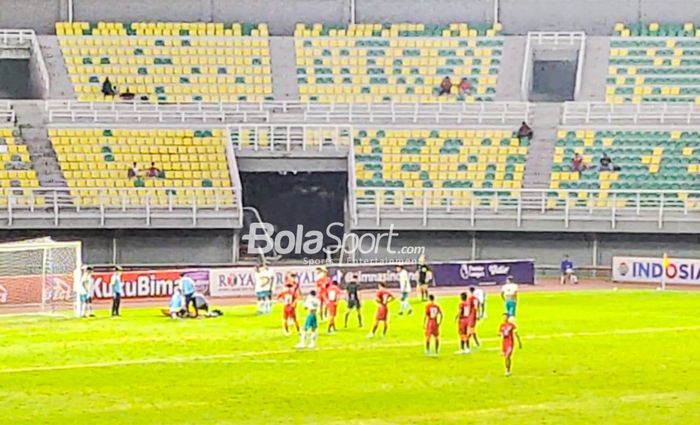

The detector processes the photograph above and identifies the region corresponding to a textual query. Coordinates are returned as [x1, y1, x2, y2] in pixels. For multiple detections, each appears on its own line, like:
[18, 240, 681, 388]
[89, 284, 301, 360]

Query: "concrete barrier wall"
[13, 0, 700, 35]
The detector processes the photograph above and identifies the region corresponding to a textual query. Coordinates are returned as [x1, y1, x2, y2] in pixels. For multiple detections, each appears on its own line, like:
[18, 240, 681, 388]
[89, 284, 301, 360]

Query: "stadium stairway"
[522, 103, 560, 190]
[37, 36, 74, 99]
[14, 101, 69, 195]
[577, 36, 610, 101]
[495, 36, 527, 101]
[270, 37, 299, 100]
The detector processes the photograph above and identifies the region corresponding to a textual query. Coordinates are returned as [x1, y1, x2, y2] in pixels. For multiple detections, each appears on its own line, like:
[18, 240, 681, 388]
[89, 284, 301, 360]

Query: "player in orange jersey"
[277, 283, 300, 335]
[499, 313, 523, 376]
[325, 280, 342, 334]
[368, 282, 394, 338]
[424, 294, 443, 355]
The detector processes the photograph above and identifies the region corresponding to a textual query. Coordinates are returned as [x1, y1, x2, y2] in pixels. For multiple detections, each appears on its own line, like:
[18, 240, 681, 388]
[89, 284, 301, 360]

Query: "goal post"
[0, 239, 82, 315]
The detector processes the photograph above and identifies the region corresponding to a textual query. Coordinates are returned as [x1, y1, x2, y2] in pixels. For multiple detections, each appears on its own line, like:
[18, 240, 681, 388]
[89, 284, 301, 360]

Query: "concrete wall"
[12, 0, 700, 35]
[352, 231, 700, 269]
[0, 229, 694, 268]
[356, 0, 493, 25]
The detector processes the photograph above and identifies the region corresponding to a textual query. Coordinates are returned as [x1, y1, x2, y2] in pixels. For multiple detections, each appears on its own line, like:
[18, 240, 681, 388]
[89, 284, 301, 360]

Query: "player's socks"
[309, 332, 317, 348]
[435, 341, 439, 354]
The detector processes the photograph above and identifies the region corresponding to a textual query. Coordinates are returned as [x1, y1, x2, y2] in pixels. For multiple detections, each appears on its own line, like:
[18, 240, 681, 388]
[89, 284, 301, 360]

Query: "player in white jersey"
[76, 265, 91, 317]
[254, 264, 274, 314]
[297, 290, 321, 349]
[397, 265, 413, 315]
[473, 287, 486, 319]
[501, 276, 519, 318]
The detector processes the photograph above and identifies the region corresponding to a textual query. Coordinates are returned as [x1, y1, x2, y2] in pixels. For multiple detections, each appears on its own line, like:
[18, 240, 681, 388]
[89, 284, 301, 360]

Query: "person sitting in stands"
[146, 162, 161, 178]
[119, 87, 135, 101]
[517, 122, 534, 140]
[127, 162, 139, 179]
[101, 77, 115, 97]
[458, 77, 472, 95]
[572, 152, 588, 173]
[438, 76, 452, 96]
[599, 152, 613, 171]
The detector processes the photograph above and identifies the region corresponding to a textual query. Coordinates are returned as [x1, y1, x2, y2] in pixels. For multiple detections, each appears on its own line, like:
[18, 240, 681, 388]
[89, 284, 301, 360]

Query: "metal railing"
[0, 29, 34, 46]
[46, 100, 531, 125]
[0, 187, 241, 227]
[522, 32, 586, 100]
[228, 124, 352, 151]
[354, 188, 700, 229]
[0, 101, 14, 124]
[562, 102, 700, 125]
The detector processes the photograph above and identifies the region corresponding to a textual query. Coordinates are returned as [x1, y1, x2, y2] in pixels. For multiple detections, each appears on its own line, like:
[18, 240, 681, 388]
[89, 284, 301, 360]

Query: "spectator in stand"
[458, 77, 472, 96]
[599, 152, 613, 171]
[146, 162, 161, 178]
[101, 77, 115, 98]
[127, 162, 139, 180]
[572, 152, 588, 173]
[438, 76, 452, 96]
[517, 122, 534, 141]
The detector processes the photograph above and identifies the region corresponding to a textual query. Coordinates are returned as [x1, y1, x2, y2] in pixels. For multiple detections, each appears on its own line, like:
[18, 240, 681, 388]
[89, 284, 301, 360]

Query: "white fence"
[0, 101, 14, 124]
[0, 187, 241, 227]
[562, 102, 700, 125]
[46, 100, 532, 125]
[228, 124, 352, 151]
[354, 188, 700, 229]
[521, 32, 586, 100]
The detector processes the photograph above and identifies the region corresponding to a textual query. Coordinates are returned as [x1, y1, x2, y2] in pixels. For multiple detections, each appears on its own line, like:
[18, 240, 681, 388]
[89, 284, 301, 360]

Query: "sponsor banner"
[91, 269, 210, 300]
[209, 266, 319, 297]
[208, 260, 533, 297]
[431, 260, 535, 287]
[613, 256, 700, 285]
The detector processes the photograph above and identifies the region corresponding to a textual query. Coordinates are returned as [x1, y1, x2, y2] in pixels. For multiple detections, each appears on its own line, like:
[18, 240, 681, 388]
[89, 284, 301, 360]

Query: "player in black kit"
[344, 273, 363, 328]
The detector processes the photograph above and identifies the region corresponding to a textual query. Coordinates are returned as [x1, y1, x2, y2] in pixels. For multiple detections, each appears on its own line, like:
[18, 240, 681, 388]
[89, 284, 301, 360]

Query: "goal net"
[0, 238, 82, 315]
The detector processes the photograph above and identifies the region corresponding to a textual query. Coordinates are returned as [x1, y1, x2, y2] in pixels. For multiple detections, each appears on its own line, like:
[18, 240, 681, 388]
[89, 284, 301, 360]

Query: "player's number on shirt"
[463, 306, 470, 317]
[328, 291, 337, 301]
[428, 307, 439, 319]
[284, 295, 293, 305]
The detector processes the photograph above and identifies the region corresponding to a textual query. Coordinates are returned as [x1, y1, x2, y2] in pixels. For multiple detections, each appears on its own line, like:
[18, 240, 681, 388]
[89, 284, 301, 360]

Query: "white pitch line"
[1, 325, 699, 375]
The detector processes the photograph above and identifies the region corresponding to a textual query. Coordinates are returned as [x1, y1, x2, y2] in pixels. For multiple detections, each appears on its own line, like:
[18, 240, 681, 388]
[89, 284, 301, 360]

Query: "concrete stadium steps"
[577, 36, 609, 101]
[495, 36, 527, 101]
[13, 101, 69, 198]
[38, 36, 74, 99]
[522, 102, 560, 189]
[270, 37, 299, 100]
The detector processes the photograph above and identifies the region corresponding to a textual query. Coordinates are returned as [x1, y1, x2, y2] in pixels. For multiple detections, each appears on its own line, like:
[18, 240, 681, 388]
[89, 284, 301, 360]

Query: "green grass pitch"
[1, 289, 700, 424]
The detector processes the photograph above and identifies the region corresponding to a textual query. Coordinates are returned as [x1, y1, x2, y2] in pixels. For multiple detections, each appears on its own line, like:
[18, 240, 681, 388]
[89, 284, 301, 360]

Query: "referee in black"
[417, 255, 430, 301]
[343, 273, 362, 328]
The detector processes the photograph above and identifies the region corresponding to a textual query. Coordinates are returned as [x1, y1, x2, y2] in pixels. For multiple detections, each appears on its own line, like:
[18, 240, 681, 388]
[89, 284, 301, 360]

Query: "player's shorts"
[375, 304, 388, 321]
[304, 314, 318, 331]
[347, 297, 361, 310]
[505, 299, 517, 317]
[502, 340, 514, 357]
[401, 291, 410, 301]
[86, 296, 93, 304]
[466, 315, 477, 329]
[283, 305, 296, 320]
[327, 302, 338, 317]
[425, 321, 439, 338]
[256, 290, 271, 300]
[79, 294, 88, 303]
[458, 318, 469, 336]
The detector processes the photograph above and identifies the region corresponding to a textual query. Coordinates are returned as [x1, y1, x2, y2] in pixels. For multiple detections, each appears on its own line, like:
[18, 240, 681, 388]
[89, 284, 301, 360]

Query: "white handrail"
[228, 124, 352, 151]
[562, 102, 700, 125]
[47, 100, 532, 125]
[354, 187, 700, 229]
